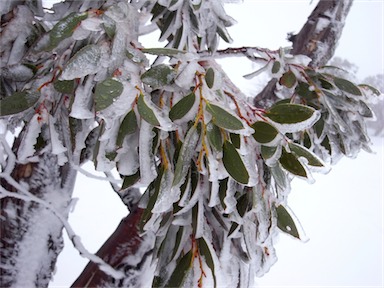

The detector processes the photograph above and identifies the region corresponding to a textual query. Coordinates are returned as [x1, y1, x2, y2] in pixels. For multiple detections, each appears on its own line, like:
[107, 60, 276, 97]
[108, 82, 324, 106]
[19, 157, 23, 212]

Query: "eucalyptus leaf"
[198, 238, 217, 287]
[223, 141, 249, 184]
[206, 122, 223, 152]
[279, 70, 296, 88]
[94, 78, 123, 111]
[261, 145, 277, 160]
[358, 84, 381, 96]
[0, 91, 40, 117]
[251, 121, 279, 144]
[141, 64, 176, 89]
[279, 148, 307, 178]
[165, 250, 193, 288]
[53, 79, 75, 94]
[266, 103, 316, 124]
[49, 12, 88, 48]
[288, 142, 324, 167]
[276, 205, 300, 239]
[206, 103, 243, 131]
[205, 68, 215, 88]
[137, 94, 160, 126]
[116, 110, 137, 147]
[334, 77, 362, 96]
[169, 92, 195, 121]
[141, 47, 185, 56]
[271, 61, 281, 74]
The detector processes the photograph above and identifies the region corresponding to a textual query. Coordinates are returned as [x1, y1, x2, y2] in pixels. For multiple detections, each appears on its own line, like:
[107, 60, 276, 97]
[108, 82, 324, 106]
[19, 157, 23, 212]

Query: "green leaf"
[137, 94, 160, 126]
[276, 205, 300, 239]
[261, 145, 278, 161]
[53, 79, 75, 94]
[334, 77, 362, 96]
[61, 44, 102, 80]
[218, 178, 228, 210]
[251, 121, 279, 144]
[358, 84, 381, 96]
[288, 142, 324, 167]
[94, 78, 124, 111]
[223, 141, 249, 184]
[121, 170, 140, 189]
[271, 61, 281, 74]
[49, 12, 88, 48]
[141, 64, 176, 89]
[0, 91, 40, 117]
[230, 133, 240, 149]
[279, 70, 297, 88]
[116, 110, 137, 147]
[271, 165, 287, 190]
[173, 125, 199, 187]
[102, 14, 116, 39]
[205, 68, 215, 88]
[206, 122, 223, 152]
[266, 103, 316, 124]
[279, 148, 307, 178]
[141, 47, 185, 56]
[198, 238, 217, 287]
[169, 93, 195, 121]
[295, 81, 317, 100]
[206, 103, 243, 130]
[165, 250, 193, 288]
[171, 226, 184, 260]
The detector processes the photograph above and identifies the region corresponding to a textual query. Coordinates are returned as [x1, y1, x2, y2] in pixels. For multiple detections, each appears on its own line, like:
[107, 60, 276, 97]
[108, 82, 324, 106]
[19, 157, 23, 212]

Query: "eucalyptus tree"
[0, 0, 380, 287]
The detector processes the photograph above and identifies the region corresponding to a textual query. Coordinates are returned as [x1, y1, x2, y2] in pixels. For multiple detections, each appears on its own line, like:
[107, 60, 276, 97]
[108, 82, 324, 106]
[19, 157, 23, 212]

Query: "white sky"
[49, 1, 383, 287]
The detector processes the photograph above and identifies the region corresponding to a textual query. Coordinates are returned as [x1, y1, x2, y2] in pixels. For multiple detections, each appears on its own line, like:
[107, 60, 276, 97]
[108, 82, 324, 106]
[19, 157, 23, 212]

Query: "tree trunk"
[71, 0, 354, 287]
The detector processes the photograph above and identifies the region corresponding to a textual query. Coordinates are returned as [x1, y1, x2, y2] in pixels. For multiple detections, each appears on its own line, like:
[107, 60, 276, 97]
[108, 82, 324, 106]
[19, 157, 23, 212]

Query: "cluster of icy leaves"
[0, 0, 380, 287]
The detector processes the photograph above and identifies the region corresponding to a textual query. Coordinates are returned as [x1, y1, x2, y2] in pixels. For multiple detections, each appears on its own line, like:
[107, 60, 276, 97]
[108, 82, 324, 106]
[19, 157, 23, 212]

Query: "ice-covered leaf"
[121, 170, 140, 189]
[94, 78, 123, 111]
[137, 94, 160, 126]
[49, 12, 88, 48]
[288, 142, 324, 167]
[223, 141, 249, 184]
[141, 47, 185, 56]
[53, 79, 75, 94]
[116, 110, 137, 147]
[61, 45, 102, 80]
[271, 61, 281, 74]
[358, 84, 381, 96]
[296, 81, 317, 100]
[276, 205, 300, 239]
[169, 92, 195, 121]
[279, 70, 296, 88]
[230, 133, 240, 149]
[198, 238, 217, 287]
[0, 91, 40, 117]
[271, 165, 287, 190]
[140, 171, 162, 231]
[334, 77, 362, 96]
[173, 125, 200, 187]
[206, 122, 223, 152]
[251, 121, 279, 144]
[141, 64, 176, 89]
[165, 250, 193, 288]
[205, 68, 215, 88]
[261, 145, 278, 160]
[266, 103, 316, 124]
[206, 103, 243, 131]
[279, 148, 307, 178]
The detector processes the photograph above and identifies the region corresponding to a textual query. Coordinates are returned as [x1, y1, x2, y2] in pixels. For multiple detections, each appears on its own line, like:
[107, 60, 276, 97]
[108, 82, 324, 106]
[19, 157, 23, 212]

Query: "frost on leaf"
[0, 91, 40, 117]
[94, 78, 124, 111]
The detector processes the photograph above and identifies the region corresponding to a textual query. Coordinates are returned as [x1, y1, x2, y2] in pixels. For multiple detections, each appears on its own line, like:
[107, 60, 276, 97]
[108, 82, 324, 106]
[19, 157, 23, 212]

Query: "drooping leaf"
[205, 68, 215, 88]
[206, 103, 243, 130]
[266, 103, 316, 124]
[94, 78, 124, 111]
[198, 238, 217, 287]
[171, 226, 184, 260]
[288, 142, 324, 167]
[61, 44, 102, 80]
[173, 125, 200, 187]
[270, 165, 287, 190]
[0, 91, 40, 117]
[121, 170, 140, 189]
[279, 148, 307, 178]
[251, 121, 279, 144]
[358, 84, 381, 96]
[279, 70, 297, 88]
[222, 141, 249, 184]
[334, 77, 362, 96]
[218, 177, 228, 210]
[271, 61, 281, 74]
[141, 64, 176, 89]
[276, 205, 300, 239]
[230, 133, 240, 149]
[296, 81, 318, 100]
[206, 122, 223, 152]
[261, 145, 278, 161]
[137, 94, 160, 126]
[165, 250, 193, 288]
[169, 92, 196, 121]
[116, 110, 137, 147]
[49, 12, 88, 48]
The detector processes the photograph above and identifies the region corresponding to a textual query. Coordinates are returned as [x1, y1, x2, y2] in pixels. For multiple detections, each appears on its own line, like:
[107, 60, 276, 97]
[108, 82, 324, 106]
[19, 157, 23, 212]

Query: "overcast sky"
[49, 1, 383, 287]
